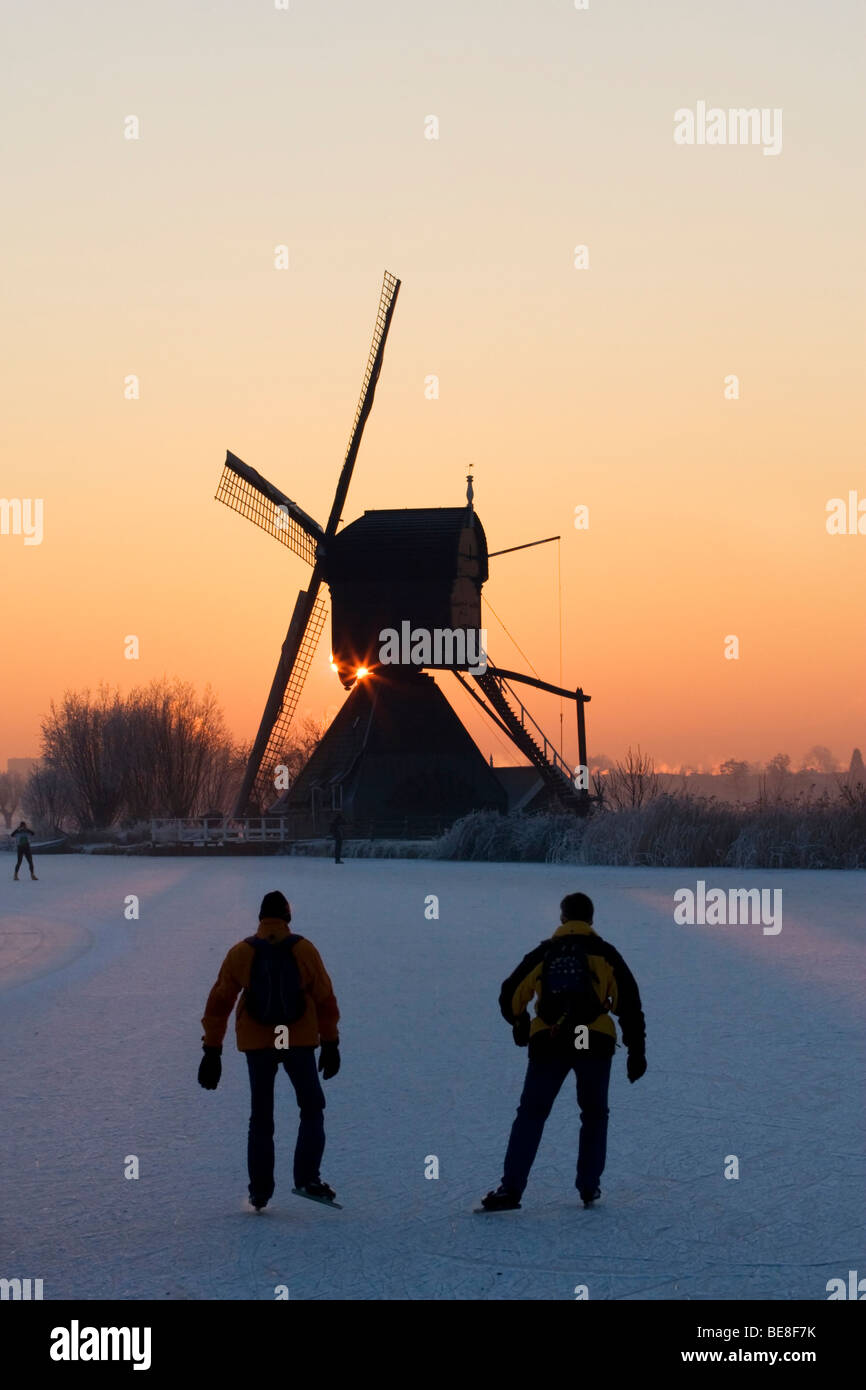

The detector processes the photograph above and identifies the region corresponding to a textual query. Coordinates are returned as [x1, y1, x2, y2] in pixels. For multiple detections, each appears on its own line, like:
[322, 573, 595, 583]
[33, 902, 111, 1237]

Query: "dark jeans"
[15, 847, 34, 873]
[246, 1047, 325, 1201]
[334, 836, 343, 863]
[502, 1043, 612, 1198]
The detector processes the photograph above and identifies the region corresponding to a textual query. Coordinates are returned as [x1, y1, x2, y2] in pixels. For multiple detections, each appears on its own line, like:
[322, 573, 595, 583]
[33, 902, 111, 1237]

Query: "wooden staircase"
[472, 663, 585, 811]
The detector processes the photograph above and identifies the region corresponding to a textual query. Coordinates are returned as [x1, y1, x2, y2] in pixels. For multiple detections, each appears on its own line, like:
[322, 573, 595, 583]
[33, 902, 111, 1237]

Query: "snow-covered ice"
[1, 857, 863, 1301]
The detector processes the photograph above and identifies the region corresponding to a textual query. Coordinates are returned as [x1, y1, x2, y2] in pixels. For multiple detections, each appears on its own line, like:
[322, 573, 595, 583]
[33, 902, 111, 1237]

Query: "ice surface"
[1, 857, 863, 1300]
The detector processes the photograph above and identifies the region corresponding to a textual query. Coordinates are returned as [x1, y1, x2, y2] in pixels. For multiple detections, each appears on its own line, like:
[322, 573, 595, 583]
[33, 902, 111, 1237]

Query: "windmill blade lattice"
[251, 593, 329, 809]
[216, 451, 324, 567]
[343, 273, 400, 467]
[325, 271, 401, 536]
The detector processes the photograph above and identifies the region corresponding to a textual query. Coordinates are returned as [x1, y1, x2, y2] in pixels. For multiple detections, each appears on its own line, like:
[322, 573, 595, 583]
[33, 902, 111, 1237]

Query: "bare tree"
[272, 715, 326, 787]
[197, 740, 249, 816]
[123, 678, 235, 818]
[34, 679, 248, 828]
[41, 686, 127, 829]
[766, 752, 792, 797]
[238, 715, 327, 816]
[605, 746, 660, 810]
[591, 769, 608, 810]
[22, 765, 75, 834]
[0, 771, 25, 829]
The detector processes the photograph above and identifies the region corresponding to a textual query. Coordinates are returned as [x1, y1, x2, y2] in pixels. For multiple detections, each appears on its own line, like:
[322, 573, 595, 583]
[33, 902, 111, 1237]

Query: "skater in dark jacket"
[11, 822, 38, 880]
[198, 890, 341, 1210]
[329, 812, 345, 864]
[480, 892, 646, 1212]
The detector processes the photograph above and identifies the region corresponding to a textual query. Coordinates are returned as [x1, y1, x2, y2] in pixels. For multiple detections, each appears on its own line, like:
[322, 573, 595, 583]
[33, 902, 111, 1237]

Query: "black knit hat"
[560, 891, 593, 923]
[259, 891, 291, 922]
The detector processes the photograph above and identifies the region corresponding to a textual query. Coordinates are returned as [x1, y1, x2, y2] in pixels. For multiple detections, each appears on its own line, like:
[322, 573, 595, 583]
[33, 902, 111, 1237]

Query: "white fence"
[150, 817, 291, 846]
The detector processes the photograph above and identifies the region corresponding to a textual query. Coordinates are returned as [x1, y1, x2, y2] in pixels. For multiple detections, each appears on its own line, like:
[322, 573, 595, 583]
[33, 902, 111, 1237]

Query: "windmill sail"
[216, 451, 324, 566]
[325, 270, 400, 536]
[247, 590, 329, 811]
[228, 270, 401, 815]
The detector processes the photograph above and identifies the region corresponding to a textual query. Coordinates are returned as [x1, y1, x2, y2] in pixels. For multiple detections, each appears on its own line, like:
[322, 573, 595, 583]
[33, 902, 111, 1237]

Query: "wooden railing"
[150, 815, 448, 846]
[150, 817, 293, 845]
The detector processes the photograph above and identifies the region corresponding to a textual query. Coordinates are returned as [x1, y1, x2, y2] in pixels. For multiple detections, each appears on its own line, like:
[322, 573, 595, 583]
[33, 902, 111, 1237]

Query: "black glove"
[198, 1045, 222, 1090]
[626, 1051, 647, 1084]
[512, 1013, 531, 1047]
[318, 1040, 340, 1080]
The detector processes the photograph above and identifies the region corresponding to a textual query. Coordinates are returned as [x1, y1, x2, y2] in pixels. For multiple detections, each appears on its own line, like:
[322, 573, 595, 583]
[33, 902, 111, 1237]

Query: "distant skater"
[11, 821, 38, 881]
[330, 812, 345, 864]
[479, 892, 646, 1212]
[198, 890, 341, 1210]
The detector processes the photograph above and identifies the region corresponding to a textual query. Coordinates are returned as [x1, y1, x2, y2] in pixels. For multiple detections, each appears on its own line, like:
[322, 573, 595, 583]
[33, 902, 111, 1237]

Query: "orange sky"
[2, 1, 863, 775]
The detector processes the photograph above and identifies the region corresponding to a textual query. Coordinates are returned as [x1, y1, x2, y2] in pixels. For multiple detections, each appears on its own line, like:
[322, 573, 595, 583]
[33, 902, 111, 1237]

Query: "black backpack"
[538, 935, 604, 1035]
[243, 935, 307, 1027]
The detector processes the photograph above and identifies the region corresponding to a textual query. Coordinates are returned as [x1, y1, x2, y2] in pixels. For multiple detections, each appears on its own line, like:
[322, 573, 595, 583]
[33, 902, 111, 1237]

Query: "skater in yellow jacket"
[198, 890, 341, 1210]
[480, 891, 646, 1212]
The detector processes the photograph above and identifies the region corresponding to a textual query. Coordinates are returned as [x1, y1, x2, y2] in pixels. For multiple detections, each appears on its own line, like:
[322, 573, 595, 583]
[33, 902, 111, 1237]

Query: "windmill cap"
[259, 891, 291, 921]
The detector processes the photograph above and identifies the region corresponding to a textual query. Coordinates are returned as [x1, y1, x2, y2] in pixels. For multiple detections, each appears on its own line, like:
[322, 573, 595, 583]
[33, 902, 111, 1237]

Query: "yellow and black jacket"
[498, 919, 645, 1058]
[201, 917, 340, 1052]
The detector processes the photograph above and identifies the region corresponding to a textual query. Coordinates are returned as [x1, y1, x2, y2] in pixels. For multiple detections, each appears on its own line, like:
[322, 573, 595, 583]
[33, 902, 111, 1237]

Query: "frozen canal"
[1, 856, 863, 1300]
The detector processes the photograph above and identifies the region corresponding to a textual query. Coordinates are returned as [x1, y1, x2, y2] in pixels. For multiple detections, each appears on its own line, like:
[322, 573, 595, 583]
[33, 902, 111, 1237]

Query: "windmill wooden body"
[215, 271, 590, 833]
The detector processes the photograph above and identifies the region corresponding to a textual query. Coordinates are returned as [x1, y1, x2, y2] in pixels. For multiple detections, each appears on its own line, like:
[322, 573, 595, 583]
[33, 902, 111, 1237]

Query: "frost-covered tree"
[605, 746, 660, 810]
[272, 715, 327, 788]
[37, 679, 240, 827]
[122, 678, 232, 819]
[41, 686, 127, 829]
[22, 765, 75, 834]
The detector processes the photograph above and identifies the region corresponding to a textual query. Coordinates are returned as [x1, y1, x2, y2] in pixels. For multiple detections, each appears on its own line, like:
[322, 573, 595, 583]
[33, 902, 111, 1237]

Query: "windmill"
[216, 270, 591, 830]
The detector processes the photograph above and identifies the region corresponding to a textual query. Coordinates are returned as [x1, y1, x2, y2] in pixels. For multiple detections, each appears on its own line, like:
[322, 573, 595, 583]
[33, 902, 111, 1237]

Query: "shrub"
[419, 790, 866, 870]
